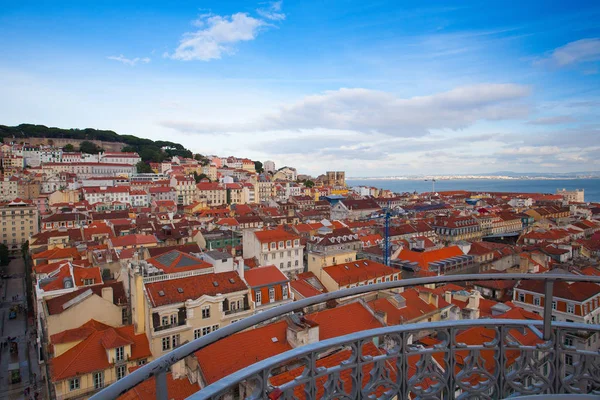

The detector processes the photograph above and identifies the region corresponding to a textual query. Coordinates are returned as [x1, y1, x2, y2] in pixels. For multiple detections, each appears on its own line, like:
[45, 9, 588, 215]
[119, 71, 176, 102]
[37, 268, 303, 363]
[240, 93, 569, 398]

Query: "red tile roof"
[50, 324, 151, 381]
[117, 371, 198, 400]
[396, 246, 464, 269]
[306, 302, 383, 340]
[72, 266, 103, 286]
[145, 271, 247, 307]
[253, 229, 300, 244]
[109, 234, 157, 248]
[368, 289, 439, 324]
[194, 321, 292, 385]
[516, 278, 600, 302]
[322, 259, 399, 286]
[244, 265, 289, 287]
[50, 320, 112, 345]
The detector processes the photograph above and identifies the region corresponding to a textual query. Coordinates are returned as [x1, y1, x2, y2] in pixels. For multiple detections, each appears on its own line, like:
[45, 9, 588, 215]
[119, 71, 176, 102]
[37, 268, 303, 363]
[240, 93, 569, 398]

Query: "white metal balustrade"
[90, 273, 600, 400]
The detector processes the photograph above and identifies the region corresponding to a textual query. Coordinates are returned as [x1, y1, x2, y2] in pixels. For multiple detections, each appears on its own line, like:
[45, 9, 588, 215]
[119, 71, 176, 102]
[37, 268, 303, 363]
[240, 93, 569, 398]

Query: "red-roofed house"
[242, 228, 304, 278]
[108, 234, 158, 250]
[244, 265, 292, 311]
[318, 259, 400, 292]
[141, 271, 250, 355]
[49, 322, 151, 399]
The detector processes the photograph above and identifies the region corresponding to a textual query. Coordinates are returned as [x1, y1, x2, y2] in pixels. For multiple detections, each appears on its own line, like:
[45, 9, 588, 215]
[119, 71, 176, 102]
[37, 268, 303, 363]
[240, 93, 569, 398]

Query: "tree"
[136, 161, 153, 173]
[193, 172, 210, 183]
[0, 243, 9, 266]
[79, 140, 101, 154]
[254, 161, 264, 173]
[63, 143, 75, 152]
[304, 180, 315, 188]
[121, 145, 137, 153]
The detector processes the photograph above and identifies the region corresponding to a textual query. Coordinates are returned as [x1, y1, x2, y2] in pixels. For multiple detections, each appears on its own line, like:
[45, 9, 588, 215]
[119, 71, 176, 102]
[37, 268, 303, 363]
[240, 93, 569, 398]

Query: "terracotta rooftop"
[145, 271, 247, 307]
[244, 265, 289, 287]
[322, 259, 399, 286]
[147, 250, 212, 274]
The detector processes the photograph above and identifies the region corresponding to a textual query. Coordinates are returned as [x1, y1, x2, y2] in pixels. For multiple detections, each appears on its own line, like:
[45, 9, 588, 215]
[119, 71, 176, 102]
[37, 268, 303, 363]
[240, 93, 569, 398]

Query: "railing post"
[156, 370, 168, 400]
[543, 280, 554, 341]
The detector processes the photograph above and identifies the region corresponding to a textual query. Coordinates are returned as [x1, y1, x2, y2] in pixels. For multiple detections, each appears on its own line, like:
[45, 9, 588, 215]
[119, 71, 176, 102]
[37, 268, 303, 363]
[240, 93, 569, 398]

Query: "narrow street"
[0, 257, 42, 400]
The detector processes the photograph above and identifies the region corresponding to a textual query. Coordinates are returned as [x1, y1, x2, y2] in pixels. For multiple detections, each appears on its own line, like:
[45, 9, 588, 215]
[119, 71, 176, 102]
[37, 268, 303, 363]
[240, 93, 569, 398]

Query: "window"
[518, 293, 525, 302]
[138, 359, 147, 366]
[280, 262, 283, 269]
[69, 378, 80, 391]
[116, 365, 126, 380]
[534, 297, 540, 306]
[565, 354, 573, 366]
[93, 372, 104, 389]
[269, 287, 275, 302]
[212, 324, 219, 332]
[172, 334, 180, 348]
[279, 252, 283, 259]
[282, 284, 288, 299]
[162, 337, 171, 351]
[270, 242, 276, 250]
[202, 326, 211, 336]
[202, 306, 210, 319]
[122, 308, 128, 325]
[256, 291, 262, 304]
[567, 304, 575, 314]
[115, 346, 124, 362]
[294, 260, 299, 266]
[162, 316, 169, 326]
[287, 261, 291, 268]
[170, 314, 177, 325]
[294, 240, 299, 246]
[552, 301, 557, 310]
[194, 328, 202, 339]
[295, 250, 299, 256]
[565, 336, 574, 347]
[271, 253, 276, 260]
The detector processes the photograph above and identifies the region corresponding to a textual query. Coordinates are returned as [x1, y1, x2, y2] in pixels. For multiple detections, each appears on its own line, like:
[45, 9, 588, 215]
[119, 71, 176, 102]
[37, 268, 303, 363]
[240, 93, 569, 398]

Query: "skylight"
[158, 290, 165, 297]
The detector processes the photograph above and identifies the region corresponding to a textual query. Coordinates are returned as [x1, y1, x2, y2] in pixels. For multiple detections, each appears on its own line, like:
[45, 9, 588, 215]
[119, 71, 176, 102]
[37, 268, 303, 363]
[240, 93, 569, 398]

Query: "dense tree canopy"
[63, 143, 75, 152]
[79, 140, 102, 154]
[136, 161, 153, 173]
[0, 124, 193, 164]
[254, 161, 264, 173]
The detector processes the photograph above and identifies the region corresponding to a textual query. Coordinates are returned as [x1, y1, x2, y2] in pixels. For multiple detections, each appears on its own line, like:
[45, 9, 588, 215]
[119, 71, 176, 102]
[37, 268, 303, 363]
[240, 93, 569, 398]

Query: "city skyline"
[1, 0, 600, 177]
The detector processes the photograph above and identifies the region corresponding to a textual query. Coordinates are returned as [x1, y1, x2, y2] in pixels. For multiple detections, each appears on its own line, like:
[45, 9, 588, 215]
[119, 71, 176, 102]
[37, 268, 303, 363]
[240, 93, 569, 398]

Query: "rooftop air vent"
[354, 263, 360, 268]
[158, 290, 165, 297]
[177, 288, 184, 293]
[229, 278, 235, 284]
[363, 261, 368, 266]
[271, 337, 278, 343]
[213, 281, 219, 287]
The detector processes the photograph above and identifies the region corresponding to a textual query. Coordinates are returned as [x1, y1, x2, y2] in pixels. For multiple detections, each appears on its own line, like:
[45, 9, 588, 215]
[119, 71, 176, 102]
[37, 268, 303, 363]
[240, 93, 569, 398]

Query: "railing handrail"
[189, 319, 600, 400]
[91, 272, 600, 400]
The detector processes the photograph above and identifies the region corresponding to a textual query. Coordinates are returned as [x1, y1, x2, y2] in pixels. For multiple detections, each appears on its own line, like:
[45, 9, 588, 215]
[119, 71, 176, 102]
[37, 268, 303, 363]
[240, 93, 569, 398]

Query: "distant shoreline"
[347, 176, 600, 181]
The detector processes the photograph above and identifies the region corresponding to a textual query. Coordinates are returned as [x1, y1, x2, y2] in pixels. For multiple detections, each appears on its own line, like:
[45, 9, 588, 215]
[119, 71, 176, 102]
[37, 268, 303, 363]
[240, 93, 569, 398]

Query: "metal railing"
[90, 273, 600, 400]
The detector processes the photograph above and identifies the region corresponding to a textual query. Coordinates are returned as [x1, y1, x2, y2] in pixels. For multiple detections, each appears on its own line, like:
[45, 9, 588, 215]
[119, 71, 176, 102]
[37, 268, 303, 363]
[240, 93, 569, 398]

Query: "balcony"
[153, 320, 187, 333]
[91, 273, 600, 400]
[224, 306, 252, 316]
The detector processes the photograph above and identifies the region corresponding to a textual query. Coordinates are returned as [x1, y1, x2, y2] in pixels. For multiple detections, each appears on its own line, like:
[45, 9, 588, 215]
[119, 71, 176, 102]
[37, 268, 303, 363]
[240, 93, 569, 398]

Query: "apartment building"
[242, 229, 304, 278]
[196, 182, 227, 206]
[171, 175, 196, 206]
[244, 265, 293, 312]
[0, 198, 40, 252]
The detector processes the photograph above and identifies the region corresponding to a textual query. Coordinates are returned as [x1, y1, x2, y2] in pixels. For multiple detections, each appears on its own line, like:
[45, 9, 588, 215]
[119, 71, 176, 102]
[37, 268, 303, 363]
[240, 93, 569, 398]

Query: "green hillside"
[0, 124, 193, 162]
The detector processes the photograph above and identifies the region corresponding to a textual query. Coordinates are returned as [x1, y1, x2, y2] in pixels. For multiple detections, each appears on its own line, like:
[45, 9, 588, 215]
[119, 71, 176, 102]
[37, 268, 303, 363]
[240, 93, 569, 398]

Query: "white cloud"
[498, 146, 562, 156]
[527, 115, 576, 125]
[107, 55, 151, 66]
[160, 83, 531, 136]
[169, 12, 267, 61]
[257, 1, 286, 21]
[551, 38, 600, 66]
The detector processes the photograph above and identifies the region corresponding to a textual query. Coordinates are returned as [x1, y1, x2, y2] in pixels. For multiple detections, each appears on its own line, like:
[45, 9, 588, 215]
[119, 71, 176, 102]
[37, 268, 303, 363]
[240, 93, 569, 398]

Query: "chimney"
[236, 258, 244, 279]
[286, 315, 319, 348]
[445, 291, 452, 305]
[374, 310, 387, 324]
[467, 290, 481, 310]
[102, 286, 114, 303]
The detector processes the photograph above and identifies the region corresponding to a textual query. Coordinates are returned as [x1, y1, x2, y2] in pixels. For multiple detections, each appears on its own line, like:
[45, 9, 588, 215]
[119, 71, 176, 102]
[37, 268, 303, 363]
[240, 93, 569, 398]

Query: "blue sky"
[1, 0, 599, 177]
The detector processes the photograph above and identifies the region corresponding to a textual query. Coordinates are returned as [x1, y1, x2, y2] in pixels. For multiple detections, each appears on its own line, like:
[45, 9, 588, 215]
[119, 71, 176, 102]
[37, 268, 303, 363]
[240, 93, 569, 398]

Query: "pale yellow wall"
[46, 295, 123, 337]
[53, 340, 84, 357]
[307, 250, 356, 278]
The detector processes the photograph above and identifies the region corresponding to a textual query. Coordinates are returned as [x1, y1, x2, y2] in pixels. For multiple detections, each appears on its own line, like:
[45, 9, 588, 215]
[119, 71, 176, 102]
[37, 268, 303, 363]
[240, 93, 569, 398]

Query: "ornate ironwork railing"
[90, 273, 600, 400]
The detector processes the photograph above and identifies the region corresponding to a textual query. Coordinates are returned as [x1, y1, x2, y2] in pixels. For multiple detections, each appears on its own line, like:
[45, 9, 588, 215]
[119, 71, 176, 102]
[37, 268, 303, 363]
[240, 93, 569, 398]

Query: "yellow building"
[48, 190, 81, 205]
[0, 198, 39, 252]
[308, 249, 357, 277]
[50, 320, 152, 399]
